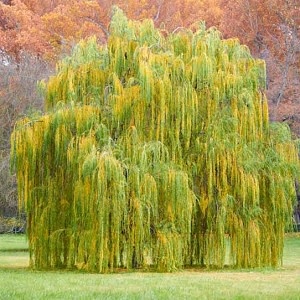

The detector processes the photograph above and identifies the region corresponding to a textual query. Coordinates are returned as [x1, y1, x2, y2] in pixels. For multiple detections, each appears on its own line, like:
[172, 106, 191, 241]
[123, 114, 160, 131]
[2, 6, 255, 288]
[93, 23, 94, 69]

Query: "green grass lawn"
[0, 234, 299, 300]
[0, 234, 28, 251]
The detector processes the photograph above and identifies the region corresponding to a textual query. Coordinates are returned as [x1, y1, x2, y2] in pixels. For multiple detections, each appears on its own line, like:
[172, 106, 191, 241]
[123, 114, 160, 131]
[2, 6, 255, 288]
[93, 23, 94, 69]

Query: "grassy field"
[0, 234, 299, 299]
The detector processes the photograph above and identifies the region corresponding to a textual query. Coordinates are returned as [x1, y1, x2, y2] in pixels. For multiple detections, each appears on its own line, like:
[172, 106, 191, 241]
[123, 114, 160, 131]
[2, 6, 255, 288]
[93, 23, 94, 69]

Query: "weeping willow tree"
[11, 8, 299, 272]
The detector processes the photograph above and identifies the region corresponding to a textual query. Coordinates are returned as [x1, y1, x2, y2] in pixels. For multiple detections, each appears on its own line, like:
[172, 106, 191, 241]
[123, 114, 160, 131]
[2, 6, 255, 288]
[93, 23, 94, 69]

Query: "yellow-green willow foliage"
[11, 8, 299, 272]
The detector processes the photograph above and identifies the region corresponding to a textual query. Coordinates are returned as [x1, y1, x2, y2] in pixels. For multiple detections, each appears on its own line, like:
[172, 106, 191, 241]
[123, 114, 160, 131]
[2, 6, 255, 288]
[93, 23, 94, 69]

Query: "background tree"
[0, 0, 51, 60]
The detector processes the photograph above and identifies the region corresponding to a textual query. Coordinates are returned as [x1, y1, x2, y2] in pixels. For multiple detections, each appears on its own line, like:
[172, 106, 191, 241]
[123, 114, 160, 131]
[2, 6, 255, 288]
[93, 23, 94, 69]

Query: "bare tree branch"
[85, 17, 109, 38]
[154, 0, 164, 22]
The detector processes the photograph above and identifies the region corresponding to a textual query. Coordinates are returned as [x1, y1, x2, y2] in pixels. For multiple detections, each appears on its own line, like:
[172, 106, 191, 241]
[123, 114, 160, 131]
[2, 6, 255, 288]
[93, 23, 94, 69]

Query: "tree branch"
[154, 0, 164, 22]
[85, 17, 109, 38]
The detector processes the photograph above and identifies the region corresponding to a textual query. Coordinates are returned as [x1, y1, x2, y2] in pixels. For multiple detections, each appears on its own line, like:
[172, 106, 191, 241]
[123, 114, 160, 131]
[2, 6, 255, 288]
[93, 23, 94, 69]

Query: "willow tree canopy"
[11, 8, 299, 272]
